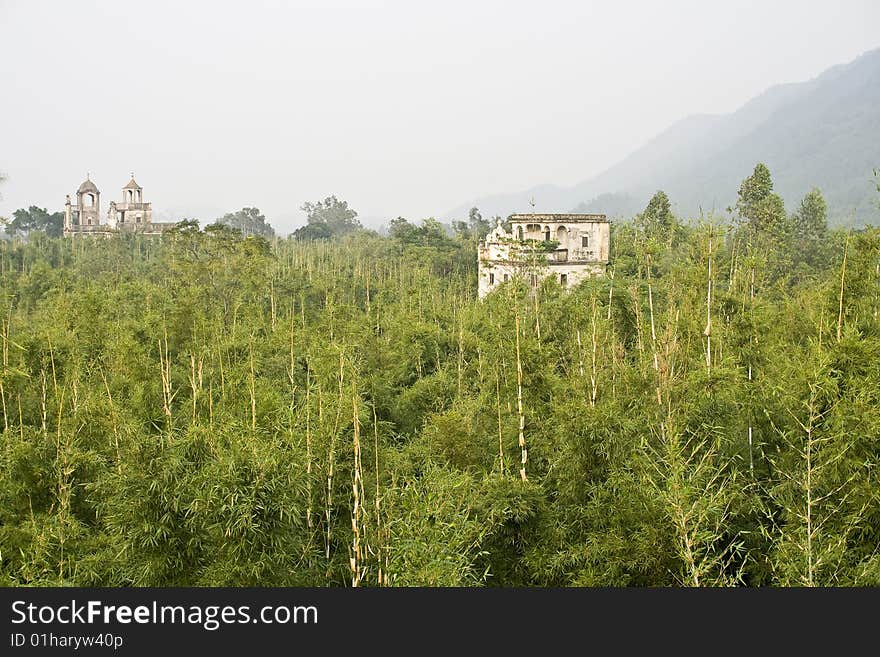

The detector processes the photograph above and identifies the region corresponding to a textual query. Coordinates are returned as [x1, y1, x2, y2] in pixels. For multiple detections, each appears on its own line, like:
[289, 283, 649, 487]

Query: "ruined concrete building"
[478, 213, 610, 298]
[64, 175, 176, 236]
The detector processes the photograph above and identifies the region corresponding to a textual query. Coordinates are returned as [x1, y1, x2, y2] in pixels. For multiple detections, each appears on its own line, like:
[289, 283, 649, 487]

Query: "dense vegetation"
[0, 167, 878, 587]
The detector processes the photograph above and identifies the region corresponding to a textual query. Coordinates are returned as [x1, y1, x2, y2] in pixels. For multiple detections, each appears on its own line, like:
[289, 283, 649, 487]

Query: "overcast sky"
[1, 0, 878, 233]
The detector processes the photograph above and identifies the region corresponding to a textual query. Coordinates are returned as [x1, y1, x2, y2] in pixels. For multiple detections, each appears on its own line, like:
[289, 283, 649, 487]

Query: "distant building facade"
[64, 175, 175, 236]
[478, 213, 610, 298]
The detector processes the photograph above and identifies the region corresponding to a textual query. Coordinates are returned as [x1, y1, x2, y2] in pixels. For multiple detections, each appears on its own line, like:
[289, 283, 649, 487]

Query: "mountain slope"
[450, 48, 880, 225]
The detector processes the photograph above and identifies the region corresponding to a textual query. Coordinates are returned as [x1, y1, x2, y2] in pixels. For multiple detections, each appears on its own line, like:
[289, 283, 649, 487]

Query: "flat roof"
[508, 213, 608, 222]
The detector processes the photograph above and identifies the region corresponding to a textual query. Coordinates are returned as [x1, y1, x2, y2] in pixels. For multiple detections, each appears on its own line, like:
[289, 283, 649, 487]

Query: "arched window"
[516, 226, 524, 241]
[544, 226, 551, 241]
[556, 225, 568, 243]
[127, 190, 133, 202]
[87, 193, 95, 207]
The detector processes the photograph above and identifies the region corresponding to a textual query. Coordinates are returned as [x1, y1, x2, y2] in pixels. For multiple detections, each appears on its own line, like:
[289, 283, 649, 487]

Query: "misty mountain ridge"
[449, 47, 880, 226]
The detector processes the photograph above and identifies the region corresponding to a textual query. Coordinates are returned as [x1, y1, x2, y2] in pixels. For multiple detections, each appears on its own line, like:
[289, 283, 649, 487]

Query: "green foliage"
[293, 196, 361, 240]
[7, 206, 64, 238]
[736, 163, 788, 235]
[214, 207, 274, 238]
[793, 188, 828, 239]
[389, 217, 452, 248]
[452, 207, 491, 241]
[635, 190, 677, 242]
[0, 176, 877, 587]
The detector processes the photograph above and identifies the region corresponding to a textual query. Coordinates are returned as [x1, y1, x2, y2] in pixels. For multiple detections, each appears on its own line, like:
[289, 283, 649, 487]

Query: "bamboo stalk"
[645, 255, 661, 405]
[0, 380, 7, 434]
[305, 362, 313, 530]
[576, 329, 585, 378]
[606, 266, 614, 321]
[269, 277, 277, 332]
[533, 283, 541, 341]
[350, 396, 362, 587]
[495, 367, 505, 476]
[590, 295, 599, 407]
[457, 323, 464, 397]
[837, 233, 850, 342]
[40, 370, 47, 435]
[18, 394, 24, 443]
[704, 228, 713, 374]
[189, 354, 199, 422]
[248, 344, 257, 434]
[325, 351, 344, 564]
[372, 403, 383, 586]
[514, 302, 527, 482]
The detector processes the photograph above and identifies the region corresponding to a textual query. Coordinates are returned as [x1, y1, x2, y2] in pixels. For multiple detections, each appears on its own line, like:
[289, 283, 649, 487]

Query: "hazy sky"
[1, 0, 878, 233]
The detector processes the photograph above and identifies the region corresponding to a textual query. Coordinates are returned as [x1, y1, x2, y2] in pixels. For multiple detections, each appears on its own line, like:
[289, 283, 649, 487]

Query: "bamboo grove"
[1, 192, 879, 587]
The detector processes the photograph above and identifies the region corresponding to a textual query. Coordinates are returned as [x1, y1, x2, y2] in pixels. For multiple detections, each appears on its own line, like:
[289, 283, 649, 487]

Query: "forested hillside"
[1, 178, 879, 586]
[454, 47, 880, 226]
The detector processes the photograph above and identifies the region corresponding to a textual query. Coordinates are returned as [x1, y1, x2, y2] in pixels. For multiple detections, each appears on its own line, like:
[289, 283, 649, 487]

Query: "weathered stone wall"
[64, 177, 161, 237]
[478, 214, 611, 299]
[478, 260, 606, 298]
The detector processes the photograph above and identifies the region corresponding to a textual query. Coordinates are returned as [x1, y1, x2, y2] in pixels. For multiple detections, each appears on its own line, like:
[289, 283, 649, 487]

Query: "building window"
[503, 274, 509, 282]
[581, 235, 590, 248]
[560, 273, 568, 286]
[489, 272, 495, 285]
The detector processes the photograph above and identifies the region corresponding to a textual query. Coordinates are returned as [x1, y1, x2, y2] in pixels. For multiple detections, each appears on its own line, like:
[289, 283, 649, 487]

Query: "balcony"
[545, 249, 568, 263]
[65, 224, 113, 233]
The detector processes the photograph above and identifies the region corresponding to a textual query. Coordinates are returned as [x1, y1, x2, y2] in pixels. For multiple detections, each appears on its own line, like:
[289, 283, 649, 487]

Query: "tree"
[736, 164, 787, 233]
[452, 207, 491, 241]
[388, 217, 455, 248]
[215, 207, 274, 238]
[793, 188, 828, 239]
[293, 196, 360, 240]
[388, 217, 419, 243]
[636, 190, 675, 240]
[7, 206, 64, 238]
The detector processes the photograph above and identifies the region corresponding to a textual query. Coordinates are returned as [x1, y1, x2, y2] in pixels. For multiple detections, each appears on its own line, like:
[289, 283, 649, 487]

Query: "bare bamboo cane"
[495, 367, 505, 475]
[514, 302, 527, 482]
[837, 233, 850, 342]
[350, 396, 362, 587]
[590, 295, 599, 407]
[704, 227, 713, 374]
[372, 403, 383, 586]
[249, 344, 257, 434]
